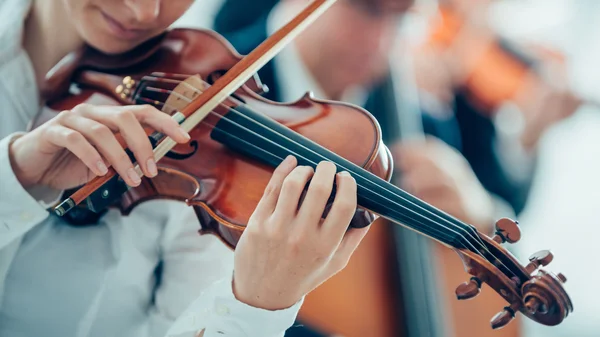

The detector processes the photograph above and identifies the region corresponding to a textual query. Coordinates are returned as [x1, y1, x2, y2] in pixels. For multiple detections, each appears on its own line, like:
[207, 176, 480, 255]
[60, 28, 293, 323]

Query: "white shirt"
[0, 0, 301, 336]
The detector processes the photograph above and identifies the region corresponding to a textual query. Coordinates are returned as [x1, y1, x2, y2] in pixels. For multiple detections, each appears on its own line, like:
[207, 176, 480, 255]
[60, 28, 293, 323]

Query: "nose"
[124, 0, 160, 23]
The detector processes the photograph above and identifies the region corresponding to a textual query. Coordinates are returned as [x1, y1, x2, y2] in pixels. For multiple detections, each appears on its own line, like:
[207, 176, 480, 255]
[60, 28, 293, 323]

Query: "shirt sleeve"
[142, 202, 302, 337]
[0, 132, 62, 249]
[166, 278, 304, 337]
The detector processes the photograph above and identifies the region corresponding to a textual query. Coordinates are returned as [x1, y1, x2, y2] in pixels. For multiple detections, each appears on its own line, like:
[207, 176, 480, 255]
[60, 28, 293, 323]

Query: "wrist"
[8, 134, 35, 188]
[232, 276, 301, 311]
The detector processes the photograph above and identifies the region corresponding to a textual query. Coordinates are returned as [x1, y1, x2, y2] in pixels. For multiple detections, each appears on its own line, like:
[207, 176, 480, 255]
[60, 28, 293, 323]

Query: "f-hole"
[165, 140, 199, 160]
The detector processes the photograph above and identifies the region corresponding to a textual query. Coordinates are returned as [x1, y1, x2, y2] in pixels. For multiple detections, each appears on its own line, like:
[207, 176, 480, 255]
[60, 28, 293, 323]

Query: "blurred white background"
[490, 1, 600, 336]
[175, 0, 599, 336]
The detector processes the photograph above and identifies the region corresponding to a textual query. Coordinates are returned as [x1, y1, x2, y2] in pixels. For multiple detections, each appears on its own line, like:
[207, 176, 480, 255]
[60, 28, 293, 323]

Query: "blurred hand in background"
[392, 137, 496, 232]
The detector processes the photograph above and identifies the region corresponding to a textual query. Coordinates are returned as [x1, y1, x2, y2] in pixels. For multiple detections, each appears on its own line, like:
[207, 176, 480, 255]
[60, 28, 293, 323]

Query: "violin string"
[137, 76, 513, 275]
[142, 87, 518, 278]
[135, 75, 514, 276]
[138, 97, 458, 246]
[139, 76, 499, 257]
[138, 91, 462, 244]
[144, 76, 492, 250]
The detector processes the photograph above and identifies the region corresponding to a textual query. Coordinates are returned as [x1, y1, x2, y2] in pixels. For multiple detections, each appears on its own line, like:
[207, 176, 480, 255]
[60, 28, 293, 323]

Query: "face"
[61, 0, 195, 54]
[300, 0, 414, 89]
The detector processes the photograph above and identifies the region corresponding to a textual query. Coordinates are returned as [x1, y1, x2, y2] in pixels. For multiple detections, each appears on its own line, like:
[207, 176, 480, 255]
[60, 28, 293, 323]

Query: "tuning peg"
[456, 277, 482, 300]
[525, 250, 553, 274]
[557, 273, 567, 283]
[491, 303, 519, 329]
[492, 218, 521, 244]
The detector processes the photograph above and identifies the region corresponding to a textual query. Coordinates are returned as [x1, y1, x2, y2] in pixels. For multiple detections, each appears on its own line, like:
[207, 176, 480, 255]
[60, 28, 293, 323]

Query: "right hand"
[8, 103, 191, 190]
[232, 156, 369, 310]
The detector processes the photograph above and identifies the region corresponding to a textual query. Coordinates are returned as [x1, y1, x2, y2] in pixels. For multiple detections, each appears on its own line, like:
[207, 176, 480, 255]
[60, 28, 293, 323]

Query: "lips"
[100, 11, 146, 40]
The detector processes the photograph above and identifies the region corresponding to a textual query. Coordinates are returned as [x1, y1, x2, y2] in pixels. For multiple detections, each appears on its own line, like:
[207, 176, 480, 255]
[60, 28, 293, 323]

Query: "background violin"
[413, 2, 591, 150]
[36, 0, 572, 331]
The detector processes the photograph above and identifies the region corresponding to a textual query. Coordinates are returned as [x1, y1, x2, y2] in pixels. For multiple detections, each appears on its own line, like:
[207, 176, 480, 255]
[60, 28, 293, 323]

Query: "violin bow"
[53, 0, 338, 215]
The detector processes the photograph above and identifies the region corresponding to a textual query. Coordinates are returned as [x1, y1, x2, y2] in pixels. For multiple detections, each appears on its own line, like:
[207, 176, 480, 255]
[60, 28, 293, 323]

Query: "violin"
[37, 0, 571, 330]
[422, 3, 592, 142]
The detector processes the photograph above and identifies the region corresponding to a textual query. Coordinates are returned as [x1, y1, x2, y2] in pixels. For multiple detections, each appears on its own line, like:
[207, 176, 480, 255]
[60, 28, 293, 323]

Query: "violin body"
[40, 28, 392, 248]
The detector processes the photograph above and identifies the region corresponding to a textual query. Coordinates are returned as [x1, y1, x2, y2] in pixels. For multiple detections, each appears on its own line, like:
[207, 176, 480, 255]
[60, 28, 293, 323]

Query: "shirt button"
[216, 304, 230, 316]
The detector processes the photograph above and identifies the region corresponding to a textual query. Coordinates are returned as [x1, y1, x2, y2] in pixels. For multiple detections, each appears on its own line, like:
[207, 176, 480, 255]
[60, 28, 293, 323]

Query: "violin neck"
[211, 104, 479, 250]
[354, 175, 476, 249]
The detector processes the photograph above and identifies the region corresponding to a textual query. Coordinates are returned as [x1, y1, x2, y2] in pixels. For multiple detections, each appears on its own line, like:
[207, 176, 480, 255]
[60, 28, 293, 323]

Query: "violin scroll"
[520, 269, 572, 324]
[454, 218, 573, 329]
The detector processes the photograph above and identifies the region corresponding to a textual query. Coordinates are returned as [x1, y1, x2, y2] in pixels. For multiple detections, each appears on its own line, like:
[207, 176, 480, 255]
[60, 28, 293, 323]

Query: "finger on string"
[270, 165, 314, 225]
[296, 161, 337, 228]
[251, 155, 297, 221]
[322, 171, 357, 241]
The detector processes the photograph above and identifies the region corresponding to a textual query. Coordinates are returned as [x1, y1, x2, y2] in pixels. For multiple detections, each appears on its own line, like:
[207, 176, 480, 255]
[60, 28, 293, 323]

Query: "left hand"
[232, 158, 368, 311]
[391, 137, 495, 232]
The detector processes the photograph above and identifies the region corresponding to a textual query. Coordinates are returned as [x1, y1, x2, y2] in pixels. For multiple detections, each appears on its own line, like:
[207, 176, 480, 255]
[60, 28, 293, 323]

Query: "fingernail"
[127, 168, 141, 185]
[178, 127, 191, 140]
[339, 171, 351, 177]
[147, 158, 157, 177]
[96, 161, 108, 175]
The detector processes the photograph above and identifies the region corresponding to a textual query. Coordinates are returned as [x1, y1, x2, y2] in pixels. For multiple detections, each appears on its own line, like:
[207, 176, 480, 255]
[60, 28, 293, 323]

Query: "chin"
[81, 30, 147, 55]
[77, 13, 152, 55]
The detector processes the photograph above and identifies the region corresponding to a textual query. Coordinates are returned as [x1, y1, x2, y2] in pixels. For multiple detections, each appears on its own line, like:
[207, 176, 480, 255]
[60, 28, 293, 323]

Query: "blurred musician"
[412, 0, 582, 162]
